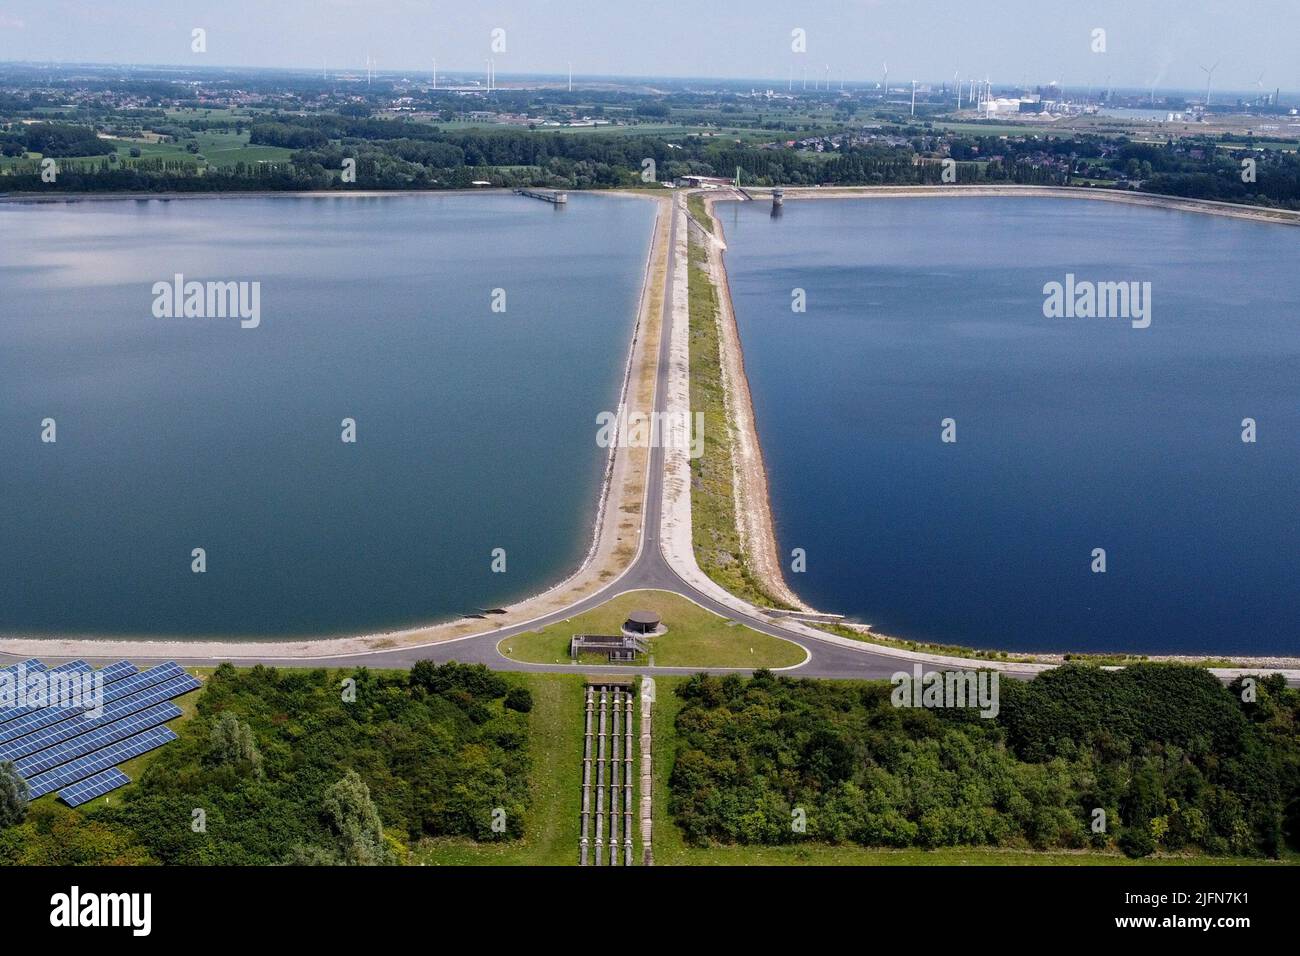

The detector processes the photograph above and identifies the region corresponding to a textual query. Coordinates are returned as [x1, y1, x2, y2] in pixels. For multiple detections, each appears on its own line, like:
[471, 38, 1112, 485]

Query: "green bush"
[504, 687, 534, 713]
[0, 761, 29, 830]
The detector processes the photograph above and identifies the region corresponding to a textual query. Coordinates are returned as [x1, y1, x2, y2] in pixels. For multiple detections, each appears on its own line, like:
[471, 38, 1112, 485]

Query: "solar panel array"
[1, 659, 45, 678]
[34, 726, 180, 800]
[0, 660, 144, 746]
[59, 768, 132, 808]
[0, 658, 199, 805]
[0, 666, 193, 756]
[0, 661, 93, 727]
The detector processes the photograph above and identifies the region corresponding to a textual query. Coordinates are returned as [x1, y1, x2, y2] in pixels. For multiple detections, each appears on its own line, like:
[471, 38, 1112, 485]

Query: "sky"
[0, 0, 1295, 94]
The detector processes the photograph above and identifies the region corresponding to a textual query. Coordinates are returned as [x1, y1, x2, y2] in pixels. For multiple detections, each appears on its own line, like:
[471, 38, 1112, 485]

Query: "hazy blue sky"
[0, 0, 1295, 92]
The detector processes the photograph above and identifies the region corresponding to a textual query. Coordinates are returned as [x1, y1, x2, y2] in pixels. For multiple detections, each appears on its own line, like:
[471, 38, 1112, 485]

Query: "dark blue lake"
[721, 196, 1300, 655]
[0, 193, 654, 638]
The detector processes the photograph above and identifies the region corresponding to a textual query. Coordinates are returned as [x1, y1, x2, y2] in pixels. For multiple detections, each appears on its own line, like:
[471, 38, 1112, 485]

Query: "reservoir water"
[721, 197, 1300, 655]
[0, 193, 655, 638]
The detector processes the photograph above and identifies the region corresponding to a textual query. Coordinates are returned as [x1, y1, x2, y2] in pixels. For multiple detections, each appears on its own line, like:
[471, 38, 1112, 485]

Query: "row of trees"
[1142, 150, 1300, 207]
[669, 664, 1300, 857]
[5, 116, 1295, 205]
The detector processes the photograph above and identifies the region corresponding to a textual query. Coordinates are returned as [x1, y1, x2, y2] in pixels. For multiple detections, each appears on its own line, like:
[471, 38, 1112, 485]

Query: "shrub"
[504, 687, 534, 713]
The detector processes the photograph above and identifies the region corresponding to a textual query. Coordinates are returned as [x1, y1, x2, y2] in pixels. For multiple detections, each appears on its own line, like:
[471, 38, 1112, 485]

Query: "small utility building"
[570, 633, 646, 663]
[624, 610, 661, 635]
[569, 610, 662, 662]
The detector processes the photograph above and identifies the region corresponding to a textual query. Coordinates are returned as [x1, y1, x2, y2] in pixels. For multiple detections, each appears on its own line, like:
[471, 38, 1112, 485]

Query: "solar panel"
[26, 725, 178, 799]
[98, 662, 186, 701]
[0, 673, 200, 762]
[15, 702, 182, 778]
[58, 768, 131, 808]
[0, 661, 186, 748]
[0, 661, 93, 727]
[92, 660, 140, 687]
[96, 662, 185, 705]
[0, 658, 45, 678]
[0, 659, 46, 718]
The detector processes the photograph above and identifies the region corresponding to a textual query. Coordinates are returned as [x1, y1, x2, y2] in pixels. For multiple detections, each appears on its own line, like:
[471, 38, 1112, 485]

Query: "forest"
[668, 664, 1300, 858]
[0, 121, 114, 158]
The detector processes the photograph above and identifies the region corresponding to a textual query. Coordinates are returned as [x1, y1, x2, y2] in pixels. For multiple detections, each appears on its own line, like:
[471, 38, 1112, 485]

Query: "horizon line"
[0, 59, 1284, 98]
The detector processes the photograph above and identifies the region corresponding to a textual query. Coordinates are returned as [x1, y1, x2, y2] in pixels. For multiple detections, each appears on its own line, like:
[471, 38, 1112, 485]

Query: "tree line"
[4, 116, 1296, 206]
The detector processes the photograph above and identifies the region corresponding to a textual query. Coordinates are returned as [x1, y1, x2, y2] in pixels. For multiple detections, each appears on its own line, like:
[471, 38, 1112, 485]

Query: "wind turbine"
[432, 57, 437, 90]
[882, 61, 888, 95]
[953, 70, 960, 106]
[1200, 59, 1221, 107]
[568, 61, 573, 93]
[911, 80, 916, 116]
[1255, 70, 1267, 104]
